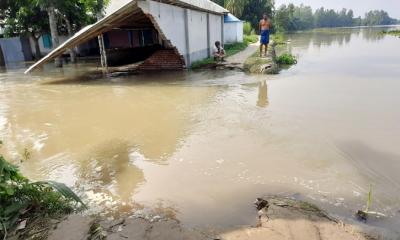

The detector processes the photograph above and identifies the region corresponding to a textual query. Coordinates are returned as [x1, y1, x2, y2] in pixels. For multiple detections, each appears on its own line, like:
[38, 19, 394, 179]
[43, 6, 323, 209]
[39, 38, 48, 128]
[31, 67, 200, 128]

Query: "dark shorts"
[260, 30, 270, 44]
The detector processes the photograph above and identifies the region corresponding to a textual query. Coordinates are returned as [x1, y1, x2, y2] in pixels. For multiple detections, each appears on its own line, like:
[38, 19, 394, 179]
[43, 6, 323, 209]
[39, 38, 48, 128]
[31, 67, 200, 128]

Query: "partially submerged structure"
[224, 13, 243, 44]
[25, 0, 229, 74]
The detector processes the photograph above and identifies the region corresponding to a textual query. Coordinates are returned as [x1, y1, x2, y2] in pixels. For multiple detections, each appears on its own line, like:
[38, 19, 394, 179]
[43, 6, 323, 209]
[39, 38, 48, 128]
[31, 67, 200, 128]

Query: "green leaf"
[34, 181, 87, 208]
[5, 187, 15, 196]
[4, 203, 27, 217]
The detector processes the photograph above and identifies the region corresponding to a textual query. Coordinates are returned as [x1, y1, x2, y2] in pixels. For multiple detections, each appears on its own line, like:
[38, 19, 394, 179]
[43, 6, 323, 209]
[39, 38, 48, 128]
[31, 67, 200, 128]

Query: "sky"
[274, 0, 400, 19]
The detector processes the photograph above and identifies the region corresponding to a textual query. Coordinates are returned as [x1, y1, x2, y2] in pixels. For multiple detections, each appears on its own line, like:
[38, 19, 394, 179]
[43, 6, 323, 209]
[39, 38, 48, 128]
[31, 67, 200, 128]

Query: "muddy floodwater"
[1, 27, 400, 236]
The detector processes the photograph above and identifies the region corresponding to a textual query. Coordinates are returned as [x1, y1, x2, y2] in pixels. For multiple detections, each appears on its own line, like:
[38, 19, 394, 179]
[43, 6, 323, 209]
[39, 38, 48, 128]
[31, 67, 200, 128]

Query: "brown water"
[1, 27, 400, 235]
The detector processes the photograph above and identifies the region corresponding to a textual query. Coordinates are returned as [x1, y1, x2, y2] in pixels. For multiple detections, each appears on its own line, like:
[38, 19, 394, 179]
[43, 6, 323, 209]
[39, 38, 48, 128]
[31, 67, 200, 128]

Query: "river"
[0, 26, 400, 236]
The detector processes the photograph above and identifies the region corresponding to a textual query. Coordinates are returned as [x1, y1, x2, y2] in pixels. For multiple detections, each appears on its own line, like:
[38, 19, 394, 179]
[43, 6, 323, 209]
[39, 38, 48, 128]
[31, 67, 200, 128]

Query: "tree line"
[212, 0, 399, 32]
[1, 0, 399, 62]
[0, 0, 109, 62]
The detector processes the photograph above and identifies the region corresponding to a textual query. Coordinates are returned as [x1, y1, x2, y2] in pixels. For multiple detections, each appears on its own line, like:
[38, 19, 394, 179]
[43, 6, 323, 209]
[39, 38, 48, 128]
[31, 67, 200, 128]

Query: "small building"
[223, 13, 243, 44]
[0, 37, 33, 67]
[26, 0, 229, 73]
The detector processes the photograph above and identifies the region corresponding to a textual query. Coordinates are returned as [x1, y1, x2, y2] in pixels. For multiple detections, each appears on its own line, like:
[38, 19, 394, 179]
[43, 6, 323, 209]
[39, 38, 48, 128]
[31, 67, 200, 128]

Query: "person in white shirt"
[213, 41, 225, 62]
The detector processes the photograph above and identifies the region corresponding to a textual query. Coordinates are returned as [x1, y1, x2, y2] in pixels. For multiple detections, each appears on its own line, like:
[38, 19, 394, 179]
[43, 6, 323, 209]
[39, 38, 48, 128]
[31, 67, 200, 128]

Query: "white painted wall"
[209, 14, 222, 55]
[188, 10, 208, 62]
[139, 1, 187, 60]
[224, 22, 243, 44]
[139, 0, 223, 66]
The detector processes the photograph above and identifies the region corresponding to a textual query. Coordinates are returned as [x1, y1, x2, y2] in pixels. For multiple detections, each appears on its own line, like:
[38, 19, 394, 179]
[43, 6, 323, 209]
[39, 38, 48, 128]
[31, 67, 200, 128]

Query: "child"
[213, 41, 225, 62]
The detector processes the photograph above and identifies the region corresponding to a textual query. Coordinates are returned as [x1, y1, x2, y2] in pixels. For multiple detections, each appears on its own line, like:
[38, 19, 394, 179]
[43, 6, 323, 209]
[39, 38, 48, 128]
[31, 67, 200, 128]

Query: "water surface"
[1, 26, 400, 236]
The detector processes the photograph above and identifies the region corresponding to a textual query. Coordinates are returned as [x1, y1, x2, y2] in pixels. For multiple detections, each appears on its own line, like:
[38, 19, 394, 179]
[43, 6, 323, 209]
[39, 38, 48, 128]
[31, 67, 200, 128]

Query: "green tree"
[225, 0, 248, 18]
[241, 0, 274, 32]
[0, 0, 49, 59]
[363, 10, 397, 25]
[30, 0, 63, 66]
[80, 0, 110, 19]
[210, 0, 224, 7]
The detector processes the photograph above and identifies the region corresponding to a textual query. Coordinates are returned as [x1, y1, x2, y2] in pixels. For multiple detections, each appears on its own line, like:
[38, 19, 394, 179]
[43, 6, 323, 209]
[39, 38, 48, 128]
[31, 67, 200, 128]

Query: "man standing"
[259, 14, 271, 57]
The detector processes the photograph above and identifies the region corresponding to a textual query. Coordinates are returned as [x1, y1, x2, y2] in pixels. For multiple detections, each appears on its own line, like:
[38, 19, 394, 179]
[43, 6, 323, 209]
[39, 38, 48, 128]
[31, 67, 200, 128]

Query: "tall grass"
[243, 22, 253, 36]
[0, 155, 85, 239]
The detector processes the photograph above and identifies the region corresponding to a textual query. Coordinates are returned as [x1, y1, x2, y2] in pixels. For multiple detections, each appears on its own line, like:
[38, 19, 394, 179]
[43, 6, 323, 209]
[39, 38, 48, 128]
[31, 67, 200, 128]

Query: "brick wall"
[138, 49, 185, 71]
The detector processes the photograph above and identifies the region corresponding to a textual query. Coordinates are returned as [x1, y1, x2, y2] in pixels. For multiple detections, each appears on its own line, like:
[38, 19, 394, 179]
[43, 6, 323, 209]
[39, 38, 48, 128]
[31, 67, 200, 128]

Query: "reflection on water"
[257, 80, 268, 108]
[79, 140, 145, 203]
[1, 26, 400, 236]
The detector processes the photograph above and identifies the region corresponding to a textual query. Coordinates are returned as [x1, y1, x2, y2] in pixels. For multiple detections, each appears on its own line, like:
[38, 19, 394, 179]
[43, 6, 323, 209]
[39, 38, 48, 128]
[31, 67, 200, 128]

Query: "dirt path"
[226, 42, 259, 67]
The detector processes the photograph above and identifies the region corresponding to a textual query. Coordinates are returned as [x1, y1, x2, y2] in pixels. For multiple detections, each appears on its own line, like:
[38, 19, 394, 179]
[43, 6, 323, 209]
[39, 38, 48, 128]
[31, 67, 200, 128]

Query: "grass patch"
[191, 39, 255, 69]
[271, 32, 287, 45]
[0, 155, 85, 239]
[381, 30, 400, 37]
[276, 53, 297, 65]
[244, 35, 259, 44]
[224, 42, 248, 56]
[190, 34, 259, 69]
[190, 58, 215, 69]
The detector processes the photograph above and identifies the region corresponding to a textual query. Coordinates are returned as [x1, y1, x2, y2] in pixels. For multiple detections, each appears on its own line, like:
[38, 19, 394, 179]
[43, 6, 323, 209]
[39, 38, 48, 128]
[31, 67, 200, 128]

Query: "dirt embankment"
[47, 197, 378, 240]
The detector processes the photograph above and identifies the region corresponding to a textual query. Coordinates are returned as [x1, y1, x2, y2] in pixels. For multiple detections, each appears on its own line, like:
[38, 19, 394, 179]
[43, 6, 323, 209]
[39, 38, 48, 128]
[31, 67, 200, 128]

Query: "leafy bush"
[244, 35, 259, 44]
[276, 53, 297, 65]
[381, 30, 400, 37]
[0, 155, 85, 239]
[243, 22, 253, 36]
[271, 33, 286, 45]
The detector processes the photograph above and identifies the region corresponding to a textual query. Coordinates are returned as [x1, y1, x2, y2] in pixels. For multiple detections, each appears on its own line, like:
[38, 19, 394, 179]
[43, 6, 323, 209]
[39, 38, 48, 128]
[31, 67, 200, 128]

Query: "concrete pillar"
[184, 9, 191, 66]
[206, 13, 211, 58]
[221, 15, 225, 46]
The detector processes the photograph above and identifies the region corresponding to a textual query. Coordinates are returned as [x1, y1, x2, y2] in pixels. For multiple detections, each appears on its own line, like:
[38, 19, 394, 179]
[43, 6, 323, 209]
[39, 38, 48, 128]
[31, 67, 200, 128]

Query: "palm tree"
[225, 0, 248, 18]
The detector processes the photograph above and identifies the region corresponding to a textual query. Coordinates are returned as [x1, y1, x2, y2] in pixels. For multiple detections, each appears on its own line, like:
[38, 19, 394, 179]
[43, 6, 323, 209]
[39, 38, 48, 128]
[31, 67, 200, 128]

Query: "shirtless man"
[259, 14, 271, 57]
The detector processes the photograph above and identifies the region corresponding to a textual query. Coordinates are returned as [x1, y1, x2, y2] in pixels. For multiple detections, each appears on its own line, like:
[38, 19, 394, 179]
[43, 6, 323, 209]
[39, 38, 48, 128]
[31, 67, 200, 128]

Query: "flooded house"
[25, 0, 230, 73]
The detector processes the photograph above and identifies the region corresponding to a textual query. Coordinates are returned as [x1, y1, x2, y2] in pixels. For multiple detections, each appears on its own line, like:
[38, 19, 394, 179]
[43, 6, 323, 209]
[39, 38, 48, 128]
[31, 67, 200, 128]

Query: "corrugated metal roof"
[224, 13, 241, 23]
[25, 0, 228, 73]
[107, 0, 227, 15]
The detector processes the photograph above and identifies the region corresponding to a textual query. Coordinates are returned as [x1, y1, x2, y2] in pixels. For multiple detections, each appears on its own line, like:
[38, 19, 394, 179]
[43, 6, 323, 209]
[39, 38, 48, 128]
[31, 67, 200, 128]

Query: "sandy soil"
[47, 197, 376, 240]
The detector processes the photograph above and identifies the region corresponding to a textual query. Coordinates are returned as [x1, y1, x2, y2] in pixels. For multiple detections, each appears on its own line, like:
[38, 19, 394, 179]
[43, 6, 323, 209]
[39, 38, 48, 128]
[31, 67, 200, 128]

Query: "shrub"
[0, 155, 85, 239]
[381, 30, 400, 37]
[276, 53, 297, 65]
[271, 33, 286, 45]
[243, 22, 253, 36]
[244, 35, 259, 44]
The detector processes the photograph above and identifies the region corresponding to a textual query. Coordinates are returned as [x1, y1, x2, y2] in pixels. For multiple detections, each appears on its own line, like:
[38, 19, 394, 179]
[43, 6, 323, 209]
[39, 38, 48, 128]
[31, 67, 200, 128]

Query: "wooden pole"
[98, 33, 108, 74]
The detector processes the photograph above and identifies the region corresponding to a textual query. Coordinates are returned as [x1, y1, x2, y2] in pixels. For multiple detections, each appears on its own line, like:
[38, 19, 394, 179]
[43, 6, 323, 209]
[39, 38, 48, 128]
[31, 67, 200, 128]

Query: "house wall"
[29, 35, 69, 56]
[224, 22, 243, 44]
[188, 10, 208, 62]
[138, 0, 223, 66]
[0, 37, 24, 67]
[209, 14, 223, 55]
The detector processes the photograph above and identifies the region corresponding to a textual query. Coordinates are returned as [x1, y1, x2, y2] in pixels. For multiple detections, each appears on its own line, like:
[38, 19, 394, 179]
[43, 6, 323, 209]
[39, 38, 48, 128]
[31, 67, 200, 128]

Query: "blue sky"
[274, 0, 400, 19]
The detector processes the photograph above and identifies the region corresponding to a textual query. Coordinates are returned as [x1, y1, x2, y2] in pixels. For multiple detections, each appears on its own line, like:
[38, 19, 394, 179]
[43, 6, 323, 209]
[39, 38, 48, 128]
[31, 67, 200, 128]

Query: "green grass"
[190, 57, 216, 69]
[381, 30, 400, 37]
[243, 34, 259, 44]
[191, 39, 254, 69]
[224, 42, 248, 56]
[271, 32, 287, 45]
[276, 53, 297, 65]
[0, 155, 85, 239]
